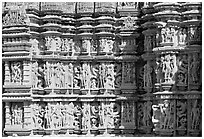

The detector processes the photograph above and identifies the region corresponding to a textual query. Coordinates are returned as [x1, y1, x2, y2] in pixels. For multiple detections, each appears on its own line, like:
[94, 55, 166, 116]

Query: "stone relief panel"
[122, 62, 136, 85]
[176, 100, 187, 130]
[143, 63, 153, 93]
[159, 100, 175, 130]
[30, 38, 40, 55]
[138, 101, 153, 130]
[90, 63, 99, 89]
[176, 54, 188, 88]
[121, 101, 135, 128]
[187, 26, 202, 44]
[114, 63, 122, 89]
[99, 38, 114, 54]
[189, 99, 201, 130]
[188, 53, 200, 86]
[161, 54, 177, 83]
[10, 103, 24, 126]
[10, 61, 23, 84]
[144, 35, 156, 51]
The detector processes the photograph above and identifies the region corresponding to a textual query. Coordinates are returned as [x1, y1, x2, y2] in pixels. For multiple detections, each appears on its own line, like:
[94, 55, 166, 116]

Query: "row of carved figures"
[31, 62, 136, 89]
[8, 99, 201, 132]
[31, 102, 121, 129]
[137, 54, 200, 92]
[141, 53, 201, 92]
[144, 26, 201, 51]
[152, 99, 201, 130]
[31, 37, 116, 55]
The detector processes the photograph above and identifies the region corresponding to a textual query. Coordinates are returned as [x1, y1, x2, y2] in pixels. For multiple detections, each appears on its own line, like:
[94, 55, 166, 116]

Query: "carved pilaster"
[23, 61, 30, 85]
[4, 61, 11, 85]
[23, 101, 31, 129]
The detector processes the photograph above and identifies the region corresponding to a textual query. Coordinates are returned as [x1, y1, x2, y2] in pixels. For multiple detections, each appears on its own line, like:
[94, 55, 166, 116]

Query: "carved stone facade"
[2, 2, 202, 137]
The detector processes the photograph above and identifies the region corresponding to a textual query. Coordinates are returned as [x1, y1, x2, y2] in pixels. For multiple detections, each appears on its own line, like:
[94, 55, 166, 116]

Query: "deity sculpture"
[142, 101, 152, 127]
[189, 54, 200, 84]
[190, 100, 200, 130]
[144, 64, 153, 90]
[90, 64, 99, 89]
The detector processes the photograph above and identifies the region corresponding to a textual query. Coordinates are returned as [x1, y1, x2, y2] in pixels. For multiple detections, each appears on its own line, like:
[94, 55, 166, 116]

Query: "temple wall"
[2, 2, 202, 137]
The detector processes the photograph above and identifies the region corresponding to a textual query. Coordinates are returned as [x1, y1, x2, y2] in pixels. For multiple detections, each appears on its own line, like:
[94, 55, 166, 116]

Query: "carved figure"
[73, 65, 81, 88]
[37, 64, 45, 88]
[82, 104, 90, 130]
[144, 64, 153, 89]
[123, 63, 135, 84]
[161, 28, 166, 43]
[91, 105, 99, 128]
[142, 101, 152, 127]
[189, 54, 200, 84]
[177, 101, 187, 129]
[190, 100, 200, 129]
[162, 55, 173, 82]
[177, 55, 188, 85]
[155, 57, 163, 84]
[65, 63, 73, 88]
[114, 63, 122, 88]
[30, 39, 40, 55]
[160, 101, 174, 129]
[74, 104, 82, 129]
[99, 63, 106, 88]
[81, 63, 90, 89]
[31, 62, 39, 88]
[11, 62, 22, 83]
[105, 64, 115, 89]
